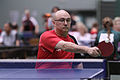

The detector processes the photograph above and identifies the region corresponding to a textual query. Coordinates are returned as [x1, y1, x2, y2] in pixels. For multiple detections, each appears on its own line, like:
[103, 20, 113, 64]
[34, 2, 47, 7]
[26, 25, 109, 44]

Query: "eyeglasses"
[55, 18, 71, 23]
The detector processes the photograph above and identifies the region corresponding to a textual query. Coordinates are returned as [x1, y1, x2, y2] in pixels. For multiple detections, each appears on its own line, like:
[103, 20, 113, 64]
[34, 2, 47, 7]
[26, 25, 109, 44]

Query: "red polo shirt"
[36, 30, 75, 69]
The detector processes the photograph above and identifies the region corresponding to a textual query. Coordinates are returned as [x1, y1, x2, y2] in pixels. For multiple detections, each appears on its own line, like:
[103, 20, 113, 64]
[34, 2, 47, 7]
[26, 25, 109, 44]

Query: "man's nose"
[64, 20, 67, 25]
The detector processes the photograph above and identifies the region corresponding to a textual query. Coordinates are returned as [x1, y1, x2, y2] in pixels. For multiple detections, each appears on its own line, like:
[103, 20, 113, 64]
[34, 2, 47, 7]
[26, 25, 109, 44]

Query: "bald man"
[36, 10, 101, 69]
[21, 9, 39, 34]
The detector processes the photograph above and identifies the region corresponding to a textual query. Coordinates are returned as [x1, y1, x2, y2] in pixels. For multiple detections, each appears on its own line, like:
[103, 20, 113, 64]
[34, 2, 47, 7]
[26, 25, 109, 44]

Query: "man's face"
[4, 24, 11, 32]
[26, 13, 30, 19]
[53, 11, 71, 32]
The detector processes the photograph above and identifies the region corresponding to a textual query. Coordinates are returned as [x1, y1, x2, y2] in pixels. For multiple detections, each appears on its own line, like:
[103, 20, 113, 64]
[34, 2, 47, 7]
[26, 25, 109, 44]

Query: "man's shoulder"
[41, 30, 55, 37]
[42, 30, 54, 34]
[11, 30, 17, 34]
[1, 31, 6, 35]
[30, 17, 36, 20]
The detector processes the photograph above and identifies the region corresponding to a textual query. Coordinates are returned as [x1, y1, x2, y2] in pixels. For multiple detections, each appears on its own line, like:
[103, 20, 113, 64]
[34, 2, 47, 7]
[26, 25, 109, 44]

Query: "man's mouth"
[63, 26, 68, 29]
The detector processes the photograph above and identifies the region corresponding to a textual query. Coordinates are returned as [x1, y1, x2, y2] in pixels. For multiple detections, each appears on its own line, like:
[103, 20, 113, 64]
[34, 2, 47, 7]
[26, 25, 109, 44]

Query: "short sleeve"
[30, 17, 38, 26]
[40, 32, 62, 53]
[0, 32, 4, 43]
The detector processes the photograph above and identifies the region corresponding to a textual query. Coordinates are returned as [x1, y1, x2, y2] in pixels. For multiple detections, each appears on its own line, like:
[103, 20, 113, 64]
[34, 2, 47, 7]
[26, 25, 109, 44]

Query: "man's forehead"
[4, 23, 8, 26]
[55, 10, 71, 19]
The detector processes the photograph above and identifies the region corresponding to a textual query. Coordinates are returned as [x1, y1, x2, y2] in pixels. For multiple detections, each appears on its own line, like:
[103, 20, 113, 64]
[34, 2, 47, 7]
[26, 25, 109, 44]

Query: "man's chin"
[63, 27, 69, 31]
[63, 28, 69, 32]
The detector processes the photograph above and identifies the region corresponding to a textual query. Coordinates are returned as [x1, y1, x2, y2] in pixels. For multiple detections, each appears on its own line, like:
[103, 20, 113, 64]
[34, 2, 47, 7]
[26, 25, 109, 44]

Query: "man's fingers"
[97, 49, 101, 56]
[89, 47, 101, 57]
[95, 47, 101, 56]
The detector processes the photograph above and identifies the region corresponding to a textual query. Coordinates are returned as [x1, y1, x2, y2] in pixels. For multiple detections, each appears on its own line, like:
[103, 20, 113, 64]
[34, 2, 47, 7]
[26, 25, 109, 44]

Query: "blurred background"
[0, 0, 120, 59]
[1, 0, 120, 79]
[0, 0, 119, 32]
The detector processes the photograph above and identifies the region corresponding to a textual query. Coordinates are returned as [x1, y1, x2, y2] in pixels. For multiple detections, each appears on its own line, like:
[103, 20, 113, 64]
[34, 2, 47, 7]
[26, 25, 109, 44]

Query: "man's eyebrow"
[59, 18, 64, 19]
[59, 18, 71, 19]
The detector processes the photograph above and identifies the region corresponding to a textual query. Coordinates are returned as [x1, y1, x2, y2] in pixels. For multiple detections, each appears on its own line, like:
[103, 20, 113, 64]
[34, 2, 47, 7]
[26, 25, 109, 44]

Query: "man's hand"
[55, 41, 101, 57]
[87, 47, 101, 57]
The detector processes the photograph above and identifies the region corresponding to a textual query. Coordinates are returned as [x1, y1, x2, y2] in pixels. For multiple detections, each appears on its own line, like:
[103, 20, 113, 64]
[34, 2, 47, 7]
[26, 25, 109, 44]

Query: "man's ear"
[52, 20, 55, 25]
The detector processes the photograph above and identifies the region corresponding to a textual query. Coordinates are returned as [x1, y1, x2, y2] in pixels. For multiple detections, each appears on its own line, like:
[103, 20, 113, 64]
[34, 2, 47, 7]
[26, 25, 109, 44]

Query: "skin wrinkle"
[54, 10, 100, 57]
[62, 42, 76, 52]
[52, 10, 71, 37]
[59, 41, 88, 53]
[58, 41, 99, 57]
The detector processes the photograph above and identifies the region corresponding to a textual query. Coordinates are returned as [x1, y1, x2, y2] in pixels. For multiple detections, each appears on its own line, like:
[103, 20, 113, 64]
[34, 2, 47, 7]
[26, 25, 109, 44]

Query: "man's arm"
[15, 33, 20, 46]
[0, 33, 4, 45]
[31, 17, 39, 34]
[35, 25, 39, 34]
[20, 26, 24, 32]
[16, 40, 20, 46]
[55, 41, 100, 57]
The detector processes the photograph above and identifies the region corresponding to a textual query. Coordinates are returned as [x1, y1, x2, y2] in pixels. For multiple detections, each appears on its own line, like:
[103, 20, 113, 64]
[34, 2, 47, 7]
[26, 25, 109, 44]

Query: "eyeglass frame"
[54, 18, 71, 23]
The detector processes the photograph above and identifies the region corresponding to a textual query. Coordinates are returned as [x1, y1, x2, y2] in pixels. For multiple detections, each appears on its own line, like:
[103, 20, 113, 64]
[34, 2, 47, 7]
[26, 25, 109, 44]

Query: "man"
[113, 17, 120, 32]
[47, 6, 60, 31]
[0, 23, 20, 46]
[36, 10, 100, 69]
[20, 9, 39, 34]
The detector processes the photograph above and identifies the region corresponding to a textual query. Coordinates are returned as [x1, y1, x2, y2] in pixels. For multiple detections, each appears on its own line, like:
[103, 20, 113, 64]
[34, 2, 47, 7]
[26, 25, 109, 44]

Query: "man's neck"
[55, 29, 68, 37]
[6, 31, 11, 36]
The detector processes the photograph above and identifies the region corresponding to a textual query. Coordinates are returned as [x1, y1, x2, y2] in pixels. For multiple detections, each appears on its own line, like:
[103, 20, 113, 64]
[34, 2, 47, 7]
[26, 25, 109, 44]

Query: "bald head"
[53, 10, 71, 20]
[25, 9, 30, 19]
[52, 10, 71, 37]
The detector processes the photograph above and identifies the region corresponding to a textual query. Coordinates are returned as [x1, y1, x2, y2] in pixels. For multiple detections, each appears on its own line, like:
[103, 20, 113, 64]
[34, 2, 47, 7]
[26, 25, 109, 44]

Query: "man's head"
[51, 6, 60, 13]
[51, 6, 60, 17]
[4, 23, 12, 34]
[52, 10, 71, 33]
[25, 9, 30, 19]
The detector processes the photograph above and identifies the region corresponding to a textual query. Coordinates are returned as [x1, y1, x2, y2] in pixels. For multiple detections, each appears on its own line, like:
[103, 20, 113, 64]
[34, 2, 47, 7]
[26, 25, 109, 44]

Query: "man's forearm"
[20, 26, 24, 32]
[55, 41, 89, 53]
[35, 25, 39, 34]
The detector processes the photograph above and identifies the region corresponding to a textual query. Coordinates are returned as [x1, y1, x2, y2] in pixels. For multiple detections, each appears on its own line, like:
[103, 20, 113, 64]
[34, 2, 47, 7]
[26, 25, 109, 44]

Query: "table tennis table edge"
[89, 69, 104, 78]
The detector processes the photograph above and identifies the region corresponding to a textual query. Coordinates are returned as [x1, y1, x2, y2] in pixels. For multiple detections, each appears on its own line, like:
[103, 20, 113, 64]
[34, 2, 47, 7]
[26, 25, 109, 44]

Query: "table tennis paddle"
[97, 41, 114, 57]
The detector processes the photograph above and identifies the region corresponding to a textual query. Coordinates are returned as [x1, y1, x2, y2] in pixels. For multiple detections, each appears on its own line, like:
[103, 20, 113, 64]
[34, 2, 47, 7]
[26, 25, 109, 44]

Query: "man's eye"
[66, 19, 71, 22]
[59, 19, 64, 22]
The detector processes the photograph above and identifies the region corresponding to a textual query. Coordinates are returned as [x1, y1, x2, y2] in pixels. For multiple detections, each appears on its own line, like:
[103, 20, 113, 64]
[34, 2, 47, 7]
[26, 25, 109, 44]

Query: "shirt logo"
[56, 49, 62, 52]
